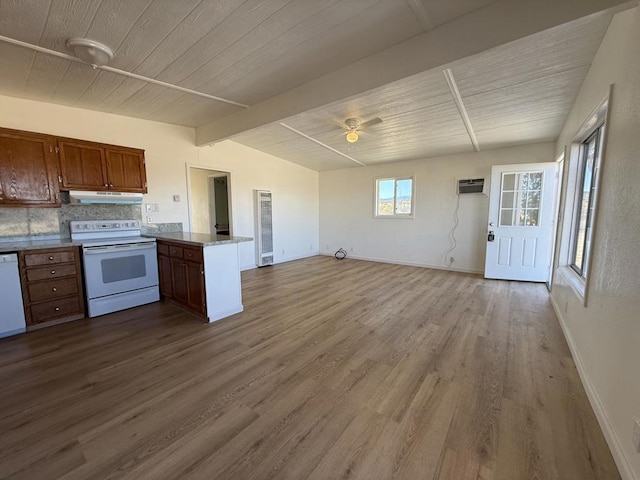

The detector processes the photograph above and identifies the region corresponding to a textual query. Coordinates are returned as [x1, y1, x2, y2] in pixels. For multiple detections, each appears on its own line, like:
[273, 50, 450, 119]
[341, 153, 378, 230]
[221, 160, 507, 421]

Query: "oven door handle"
[83, 242, 157, 255]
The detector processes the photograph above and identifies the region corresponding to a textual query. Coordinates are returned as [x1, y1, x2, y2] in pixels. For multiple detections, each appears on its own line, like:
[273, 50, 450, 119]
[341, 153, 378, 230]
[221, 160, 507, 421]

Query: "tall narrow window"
[375, 176, 414, 217]
[570, 124, 604, 278]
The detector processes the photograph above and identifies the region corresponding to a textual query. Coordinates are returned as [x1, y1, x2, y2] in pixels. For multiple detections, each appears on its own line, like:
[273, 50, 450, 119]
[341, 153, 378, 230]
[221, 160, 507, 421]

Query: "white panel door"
[484, 163, 558, 281]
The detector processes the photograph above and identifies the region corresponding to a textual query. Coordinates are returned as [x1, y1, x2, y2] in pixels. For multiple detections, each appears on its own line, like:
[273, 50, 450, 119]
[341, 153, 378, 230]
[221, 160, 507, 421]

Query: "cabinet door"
[171, 257, 188, 304]
[158, 254, 173, 299]
[185, 260, 205, 314]
[105, 147, 147, 192]
[58, 139, 108, 190]
[0, 128, 60, 207]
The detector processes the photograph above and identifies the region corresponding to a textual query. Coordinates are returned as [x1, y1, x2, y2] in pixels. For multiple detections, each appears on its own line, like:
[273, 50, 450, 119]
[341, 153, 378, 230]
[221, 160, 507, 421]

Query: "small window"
[375, 176, 414, 217]
[570, 124, 604, 278]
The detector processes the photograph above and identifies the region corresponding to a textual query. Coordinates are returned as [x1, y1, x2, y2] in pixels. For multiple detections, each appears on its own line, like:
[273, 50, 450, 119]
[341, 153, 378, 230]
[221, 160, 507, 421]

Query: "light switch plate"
[173, 195, 180, 202]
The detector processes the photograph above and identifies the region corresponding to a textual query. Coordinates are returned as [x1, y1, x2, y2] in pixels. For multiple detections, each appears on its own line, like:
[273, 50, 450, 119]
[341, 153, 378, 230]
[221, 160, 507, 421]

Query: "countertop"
[0, 237, 80, 253]
[145, 232, 252, 247]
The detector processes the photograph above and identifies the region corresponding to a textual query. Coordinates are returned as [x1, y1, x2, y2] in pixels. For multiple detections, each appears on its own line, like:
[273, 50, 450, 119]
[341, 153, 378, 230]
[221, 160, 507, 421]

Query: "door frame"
[185, 164, 233, 236]
[208, 173, 231, 235]
[547, 153, 565, 290]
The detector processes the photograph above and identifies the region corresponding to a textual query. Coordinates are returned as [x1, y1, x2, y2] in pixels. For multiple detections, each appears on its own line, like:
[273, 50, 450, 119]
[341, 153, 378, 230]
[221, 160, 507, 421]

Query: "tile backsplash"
[0, 203, 182, 239]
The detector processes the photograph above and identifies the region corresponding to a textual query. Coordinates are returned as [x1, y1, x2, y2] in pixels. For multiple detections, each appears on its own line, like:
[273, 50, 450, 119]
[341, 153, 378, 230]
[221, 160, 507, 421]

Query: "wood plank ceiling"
[0, 1, 615, 170]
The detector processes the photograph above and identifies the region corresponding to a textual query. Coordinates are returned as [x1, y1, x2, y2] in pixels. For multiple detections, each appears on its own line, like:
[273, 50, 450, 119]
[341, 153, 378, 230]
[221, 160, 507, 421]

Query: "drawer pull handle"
[49, 256, 54, 261]
[51, 270, 56, 274]
[54, 307, 60, 311]
[52, 287, 57, 292]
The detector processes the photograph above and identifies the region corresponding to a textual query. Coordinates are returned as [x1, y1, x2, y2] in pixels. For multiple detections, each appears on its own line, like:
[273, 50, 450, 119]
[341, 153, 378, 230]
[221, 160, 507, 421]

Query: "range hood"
[69, 190, 143, 205]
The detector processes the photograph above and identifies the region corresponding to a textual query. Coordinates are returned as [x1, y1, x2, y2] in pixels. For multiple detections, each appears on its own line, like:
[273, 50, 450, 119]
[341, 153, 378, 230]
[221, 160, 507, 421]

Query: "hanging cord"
[443, 194, 460, 267]
[335, 248, 347, 260]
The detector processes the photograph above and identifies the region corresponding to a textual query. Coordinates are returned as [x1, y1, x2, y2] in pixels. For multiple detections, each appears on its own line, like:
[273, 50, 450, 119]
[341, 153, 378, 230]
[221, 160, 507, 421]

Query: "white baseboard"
[549, 295, 637, 480]
[240, 251, 320, 272]
[319, 252, 483, 275]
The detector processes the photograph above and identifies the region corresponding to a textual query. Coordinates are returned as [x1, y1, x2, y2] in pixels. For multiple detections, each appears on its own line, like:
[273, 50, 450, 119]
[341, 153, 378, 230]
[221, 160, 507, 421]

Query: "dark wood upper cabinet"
[0, 128, 60, 207]
[105, 147, 147, 192]
[58, 138, 147, 193]
[57, 139, 108, 190]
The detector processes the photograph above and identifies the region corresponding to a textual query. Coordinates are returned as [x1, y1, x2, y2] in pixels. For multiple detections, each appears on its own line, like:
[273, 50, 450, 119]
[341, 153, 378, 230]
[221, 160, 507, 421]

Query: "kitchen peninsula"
[148, 232, 252, 322]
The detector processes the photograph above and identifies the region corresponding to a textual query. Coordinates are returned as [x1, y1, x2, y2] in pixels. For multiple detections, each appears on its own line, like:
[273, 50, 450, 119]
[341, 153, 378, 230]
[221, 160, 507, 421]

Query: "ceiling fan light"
[346, 130, 359, 143]
[66, 38, 113, 67]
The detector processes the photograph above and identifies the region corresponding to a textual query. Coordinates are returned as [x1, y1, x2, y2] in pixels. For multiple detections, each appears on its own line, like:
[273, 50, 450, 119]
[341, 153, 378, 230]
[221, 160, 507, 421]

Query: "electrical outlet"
[146, 216, 152, 223]
[281, 249, 285, 255]
[350, 247, 353, 252]
[173, 194, 181, 202]
[450, 256, 455, 264]
[633, 418, 640, 453]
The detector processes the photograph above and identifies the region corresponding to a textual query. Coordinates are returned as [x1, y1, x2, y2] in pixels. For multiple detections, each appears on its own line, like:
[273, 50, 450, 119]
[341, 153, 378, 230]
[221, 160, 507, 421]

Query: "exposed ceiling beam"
[196, 0, 634, 146]
[0, 34, 249, 109]
[443, 68, 480, 152]
[279, 123, 365, 167]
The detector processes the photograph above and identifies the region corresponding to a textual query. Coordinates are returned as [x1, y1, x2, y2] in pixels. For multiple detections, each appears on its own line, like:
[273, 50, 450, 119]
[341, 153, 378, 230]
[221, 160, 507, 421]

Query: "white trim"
[557, 265, 586, 299]
[279, 122, 365, 167]
[240, 251, 319, 272]
[563, 86, 612, 306]
[443, 68, 480, 152]
[549, 295, 637, 480]
[320, 252, 483, 275]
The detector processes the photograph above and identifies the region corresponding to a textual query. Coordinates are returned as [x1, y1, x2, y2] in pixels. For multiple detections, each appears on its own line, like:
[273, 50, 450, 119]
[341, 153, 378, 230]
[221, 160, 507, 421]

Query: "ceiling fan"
[341, 116, 383, 143]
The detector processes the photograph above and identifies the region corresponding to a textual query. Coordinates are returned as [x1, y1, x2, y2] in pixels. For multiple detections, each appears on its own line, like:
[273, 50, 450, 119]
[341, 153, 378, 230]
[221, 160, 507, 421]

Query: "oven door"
[83, 242, 158, 300]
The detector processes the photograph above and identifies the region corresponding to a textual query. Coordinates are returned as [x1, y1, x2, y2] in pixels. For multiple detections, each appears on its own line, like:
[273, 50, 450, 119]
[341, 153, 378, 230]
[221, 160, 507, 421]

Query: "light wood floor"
[0, 256, 620, 480]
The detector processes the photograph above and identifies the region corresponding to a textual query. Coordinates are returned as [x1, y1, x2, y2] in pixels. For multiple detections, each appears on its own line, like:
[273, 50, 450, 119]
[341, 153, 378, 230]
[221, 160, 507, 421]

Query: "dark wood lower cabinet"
[157, 240, 206, 317]
[19, 246, 85, 329]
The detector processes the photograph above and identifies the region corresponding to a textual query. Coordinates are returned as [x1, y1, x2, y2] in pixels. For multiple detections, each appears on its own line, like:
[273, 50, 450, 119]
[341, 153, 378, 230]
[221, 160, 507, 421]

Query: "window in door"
[498, 171, 543, 227]
[375, 176, 414, 218]
[569, 125, 604, 278]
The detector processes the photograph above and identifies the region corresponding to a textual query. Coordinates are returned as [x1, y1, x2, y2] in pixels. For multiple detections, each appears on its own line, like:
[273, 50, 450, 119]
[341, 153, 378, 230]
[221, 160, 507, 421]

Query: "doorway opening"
[187, 166, 232, 236]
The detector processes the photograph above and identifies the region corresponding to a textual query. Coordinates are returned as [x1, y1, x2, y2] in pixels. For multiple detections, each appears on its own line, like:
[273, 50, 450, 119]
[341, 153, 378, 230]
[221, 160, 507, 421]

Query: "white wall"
[319, 143, 555, 273]
[188, 167, 212, 235]
[0, 94, 320, 271]
[551, 7, 640, 480]
[195, 142, 320, 270]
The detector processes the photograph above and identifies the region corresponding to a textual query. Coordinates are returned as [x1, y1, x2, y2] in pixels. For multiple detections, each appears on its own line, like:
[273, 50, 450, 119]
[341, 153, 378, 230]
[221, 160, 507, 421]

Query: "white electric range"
[70, 220, 159, 318]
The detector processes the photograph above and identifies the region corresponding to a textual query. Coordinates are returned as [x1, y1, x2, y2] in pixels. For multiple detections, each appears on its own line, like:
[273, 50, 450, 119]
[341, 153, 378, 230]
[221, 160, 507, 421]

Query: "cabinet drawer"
[24, 250, 74, 266]
[26, 264, 77, 282]
[169, 245, 183, 258]
[30, 296, 83, 324]
[183, 246, 203, 263]
[27, 277, 79, 302]
[157, 242, 169, 256]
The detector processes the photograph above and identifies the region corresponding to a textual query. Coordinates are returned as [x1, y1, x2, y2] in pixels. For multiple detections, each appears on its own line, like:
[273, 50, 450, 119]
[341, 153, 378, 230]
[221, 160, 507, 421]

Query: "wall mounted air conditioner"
[456, 177, 488, 195]
[254, 190, 274, 267]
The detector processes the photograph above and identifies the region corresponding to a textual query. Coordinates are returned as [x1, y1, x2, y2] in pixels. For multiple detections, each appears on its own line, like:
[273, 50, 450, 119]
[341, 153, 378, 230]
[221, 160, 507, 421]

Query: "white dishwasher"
[0, 253, 26, 338]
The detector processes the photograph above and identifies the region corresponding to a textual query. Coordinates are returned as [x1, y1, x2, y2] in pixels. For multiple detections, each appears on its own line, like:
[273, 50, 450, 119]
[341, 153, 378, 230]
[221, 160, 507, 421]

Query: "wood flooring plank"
[0, 256, 621, 480]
